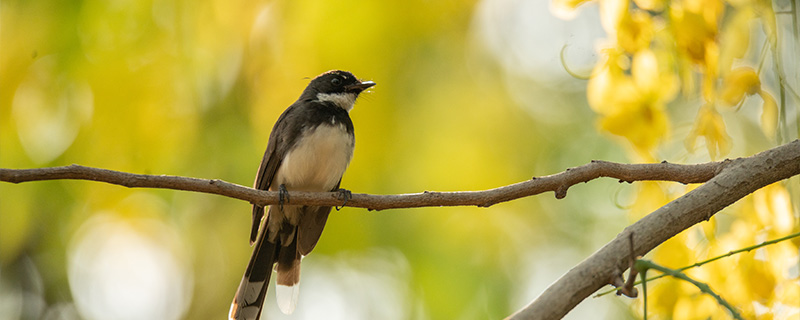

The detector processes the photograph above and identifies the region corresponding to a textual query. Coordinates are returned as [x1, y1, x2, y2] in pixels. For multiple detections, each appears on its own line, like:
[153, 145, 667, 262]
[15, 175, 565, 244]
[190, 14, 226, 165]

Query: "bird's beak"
[345, 80, 376, 93]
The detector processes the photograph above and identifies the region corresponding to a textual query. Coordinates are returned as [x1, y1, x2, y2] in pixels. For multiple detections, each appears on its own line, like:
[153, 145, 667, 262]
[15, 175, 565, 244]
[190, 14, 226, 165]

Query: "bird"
[229, 70, 375, 320]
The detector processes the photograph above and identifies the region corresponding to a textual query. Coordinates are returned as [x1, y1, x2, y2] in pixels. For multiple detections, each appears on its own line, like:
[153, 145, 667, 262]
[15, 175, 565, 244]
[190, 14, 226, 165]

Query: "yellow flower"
[617, 10, 656, 52]
[599, 102, 670, 157]
[588, 48, 637, 115]
[759, 89, 778, 137]
[719, 8, 755, 71]
[753, 184, 794, 235]
[718, 67, 777, 137]
[588, 49, 677, 156]
[685, 105, 731, 159]
[670, 3, 720, 64]
[719, 67, 761, 106]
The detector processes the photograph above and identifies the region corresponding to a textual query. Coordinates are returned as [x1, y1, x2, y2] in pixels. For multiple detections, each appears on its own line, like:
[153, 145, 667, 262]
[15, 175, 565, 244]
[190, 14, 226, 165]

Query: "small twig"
[634, 260, 744, 320]
[616, 233, 639, 298]
[637, 261, 648, 320]
[595, 230, 800, 297]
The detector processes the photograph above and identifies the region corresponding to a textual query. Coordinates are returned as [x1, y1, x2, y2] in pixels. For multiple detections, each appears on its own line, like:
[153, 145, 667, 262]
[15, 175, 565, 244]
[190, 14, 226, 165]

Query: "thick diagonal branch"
[2, 159, 721, 211]
[506, 140, 800, 320]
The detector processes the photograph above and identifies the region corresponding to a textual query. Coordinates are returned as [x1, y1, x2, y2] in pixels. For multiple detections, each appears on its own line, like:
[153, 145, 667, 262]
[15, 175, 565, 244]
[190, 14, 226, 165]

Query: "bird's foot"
[279, 184, 290, 212]
[335, 188, 352, 211]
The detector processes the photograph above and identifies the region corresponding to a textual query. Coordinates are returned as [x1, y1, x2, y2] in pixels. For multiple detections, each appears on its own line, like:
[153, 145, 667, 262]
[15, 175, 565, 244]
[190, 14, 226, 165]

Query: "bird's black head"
[308, 70, 375, 95]
[301, 70, 375, 111]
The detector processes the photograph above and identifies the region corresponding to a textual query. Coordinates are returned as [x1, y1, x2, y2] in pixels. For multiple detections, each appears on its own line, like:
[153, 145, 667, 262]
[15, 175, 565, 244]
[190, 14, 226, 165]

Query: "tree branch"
[2, 141, 798, 319]
[1, 159, 722, 211]
[506, 139, 800, 320]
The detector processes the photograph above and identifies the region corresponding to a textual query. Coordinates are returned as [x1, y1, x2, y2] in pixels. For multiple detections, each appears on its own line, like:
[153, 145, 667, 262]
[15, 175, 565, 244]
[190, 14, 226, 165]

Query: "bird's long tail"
[229, 217, 279, 320]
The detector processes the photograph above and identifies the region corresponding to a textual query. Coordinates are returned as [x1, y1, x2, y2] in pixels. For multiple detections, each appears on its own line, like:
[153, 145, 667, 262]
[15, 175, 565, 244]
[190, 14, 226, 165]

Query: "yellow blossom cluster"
[562, 0, 778, 159]
[639, 183, 799, 319]
[556, 0, 796, 319]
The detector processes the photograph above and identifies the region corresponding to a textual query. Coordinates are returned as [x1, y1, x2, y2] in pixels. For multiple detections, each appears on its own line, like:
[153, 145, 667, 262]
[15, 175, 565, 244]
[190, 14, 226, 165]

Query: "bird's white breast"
[275, 123, 354, 192]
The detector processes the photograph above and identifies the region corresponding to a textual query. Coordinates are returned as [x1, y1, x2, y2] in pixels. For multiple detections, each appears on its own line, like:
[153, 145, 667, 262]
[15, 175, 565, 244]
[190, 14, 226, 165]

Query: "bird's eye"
[331, 78, 342, 86]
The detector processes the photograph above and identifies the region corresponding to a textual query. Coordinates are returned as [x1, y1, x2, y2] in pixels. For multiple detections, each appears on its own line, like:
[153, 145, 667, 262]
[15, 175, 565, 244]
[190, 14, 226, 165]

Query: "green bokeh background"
[0, 1, 633, 319]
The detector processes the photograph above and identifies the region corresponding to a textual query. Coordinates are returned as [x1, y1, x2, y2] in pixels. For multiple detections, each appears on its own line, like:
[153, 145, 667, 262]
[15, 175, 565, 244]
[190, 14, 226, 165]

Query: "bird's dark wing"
[250, 104, 303, 244]
[249, 140, 280, 244]
[296, 180, 340, 256]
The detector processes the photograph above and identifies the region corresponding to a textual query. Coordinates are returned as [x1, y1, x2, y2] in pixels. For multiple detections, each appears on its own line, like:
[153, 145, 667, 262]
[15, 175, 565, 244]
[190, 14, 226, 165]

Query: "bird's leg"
[279, 184, 290, 212]
[335, 188, 352, 211]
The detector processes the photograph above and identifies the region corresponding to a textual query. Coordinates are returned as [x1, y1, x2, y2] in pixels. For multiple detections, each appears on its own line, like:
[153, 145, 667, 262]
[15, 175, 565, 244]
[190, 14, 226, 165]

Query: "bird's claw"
[279, 184, 289, 212]
[335, 188, 352, 211]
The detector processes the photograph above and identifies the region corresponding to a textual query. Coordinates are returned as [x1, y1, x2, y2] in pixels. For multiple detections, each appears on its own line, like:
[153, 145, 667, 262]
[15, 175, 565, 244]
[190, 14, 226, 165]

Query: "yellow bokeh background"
[1, 0, 798, 319]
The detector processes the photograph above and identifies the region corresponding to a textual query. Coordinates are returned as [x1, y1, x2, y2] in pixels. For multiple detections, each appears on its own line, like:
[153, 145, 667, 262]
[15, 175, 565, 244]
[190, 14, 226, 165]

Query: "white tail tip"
[276, 284, 299, 314]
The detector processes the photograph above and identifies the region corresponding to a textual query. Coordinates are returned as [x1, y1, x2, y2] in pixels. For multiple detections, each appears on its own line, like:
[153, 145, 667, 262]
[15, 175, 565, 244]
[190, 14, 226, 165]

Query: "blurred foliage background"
[0, 0, 798, 319]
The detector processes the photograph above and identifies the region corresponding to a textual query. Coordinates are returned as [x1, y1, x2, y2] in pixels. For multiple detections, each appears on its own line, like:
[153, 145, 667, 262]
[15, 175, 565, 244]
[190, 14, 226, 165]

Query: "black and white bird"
[229, 70, 375, 320]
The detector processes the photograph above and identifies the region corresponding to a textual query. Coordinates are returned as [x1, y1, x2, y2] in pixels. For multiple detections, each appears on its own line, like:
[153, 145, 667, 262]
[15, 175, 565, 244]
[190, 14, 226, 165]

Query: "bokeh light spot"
[67, 214, 192, 320]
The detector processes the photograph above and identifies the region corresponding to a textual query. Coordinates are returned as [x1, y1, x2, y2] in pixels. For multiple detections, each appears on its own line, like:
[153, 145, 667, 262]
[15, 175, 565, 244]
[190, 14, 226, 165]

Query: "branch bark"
[506, 139, 800, 320]
[1, 140, 798, 319]
[1, 159, 721, 211]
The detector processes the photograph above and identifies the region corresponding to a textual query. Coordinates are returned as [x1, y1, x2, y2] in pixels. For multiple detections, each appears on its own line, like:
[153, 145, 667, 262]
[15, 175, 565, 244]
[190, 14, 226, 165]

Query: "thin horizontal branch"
[506, 139, 800, 320]
[1, 159, 723, 211]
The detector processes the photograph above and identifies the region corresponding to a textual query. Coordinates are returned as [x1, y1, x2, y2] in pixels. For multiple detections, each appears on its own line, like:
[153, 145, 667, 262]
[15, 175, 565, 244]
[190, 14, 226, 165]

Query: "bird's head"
[303, 70, 375, 111]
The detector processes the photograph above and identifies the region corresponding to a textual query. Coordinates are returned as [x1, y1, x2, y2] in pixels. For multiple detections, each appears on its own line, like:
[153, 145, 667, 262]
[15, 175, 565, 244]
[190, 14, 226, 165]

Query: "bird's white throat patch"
[316, 92, 357, 111]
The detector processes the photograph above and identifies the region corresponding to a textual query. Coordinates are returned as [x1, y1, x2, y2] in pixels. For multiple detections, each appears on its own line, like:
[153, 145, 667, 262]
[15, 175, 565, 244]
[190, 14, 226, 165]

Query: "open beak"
[345, 80, 376, 93]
